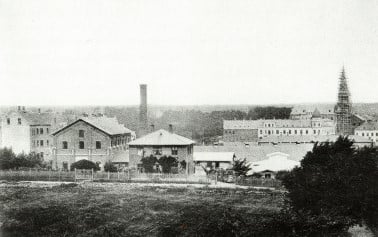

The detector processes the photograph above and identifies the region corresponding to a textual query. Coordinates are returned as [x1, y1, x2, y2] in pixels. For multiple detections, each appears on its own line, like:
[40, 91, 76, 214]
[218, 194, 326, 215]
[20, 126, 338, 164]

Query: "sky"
[0, 0, 378, 106]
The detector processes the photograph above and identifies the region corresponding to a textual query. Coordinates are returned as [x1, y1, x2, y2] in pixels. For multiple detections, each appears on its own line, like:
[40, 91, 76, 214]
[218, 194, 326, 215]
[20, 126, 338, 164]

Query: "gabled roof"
[128, 129, 195, 146]
[355, 121, 378, 131]
[194, 143, 313, 163]
[193, 152, 234, 162]
[52, 116, 134, 136]
[4, 111, 55, 125]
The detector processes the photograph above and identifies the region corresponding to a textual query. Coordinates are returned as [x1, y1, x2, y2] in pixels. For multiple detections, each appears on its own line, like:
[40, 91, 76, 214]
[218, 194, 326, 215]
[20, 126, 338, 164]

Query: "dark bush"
[232, 158, 251, 176]
[141, 155, 158, 173]
[282, 136, 378, 233]
[158, 156, 178, 173]
[104, 161, 117, 172]
[70, 160, 99, 171]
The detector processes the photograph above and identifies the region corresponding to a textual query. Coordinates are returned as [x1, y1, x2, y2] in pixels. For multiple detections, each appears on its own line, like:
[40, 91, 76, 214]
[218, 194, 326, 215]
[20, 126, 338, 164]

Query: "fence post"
[74, 168, 77, 182]
[128, 169, 130, 181]
[108, 171, 110, 180]
[91, 168, 94, 181]
[58, 169, 61, 181]
[215, 170, 218, 185]
[117, 171, 119, 180]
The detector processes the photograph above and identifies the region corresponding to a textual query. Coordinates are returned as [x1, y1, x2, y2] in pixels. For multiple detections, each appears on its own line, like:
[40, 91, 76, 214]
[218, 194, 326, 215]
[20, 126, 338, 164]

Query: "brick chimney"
[138, 84, 148, 136]
[150, 124, 155, 132]
[168, 124, 173, 133]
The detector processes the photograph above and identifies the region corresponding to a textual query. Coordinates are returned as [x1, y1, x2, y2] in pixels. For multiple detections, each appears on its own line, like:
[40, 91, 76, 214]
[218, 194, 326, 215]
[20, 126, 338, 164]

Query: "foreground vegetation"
[0, 183, 287, 237]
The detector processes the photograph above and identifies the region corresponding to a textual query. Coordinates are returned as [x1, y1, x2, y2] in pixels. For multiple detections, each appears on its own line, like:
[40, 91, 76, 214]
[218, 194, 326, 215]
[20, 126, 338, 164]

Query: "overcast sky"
[1, 0, 377, 106]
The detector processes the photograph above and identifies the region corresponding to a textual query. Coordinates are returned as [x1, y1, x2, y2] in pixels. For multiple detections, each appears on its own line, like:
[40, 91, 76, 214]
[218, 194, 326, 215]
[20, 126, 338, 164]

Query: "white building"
[354, 121, 378, 145]
[193, 152, 234, 175]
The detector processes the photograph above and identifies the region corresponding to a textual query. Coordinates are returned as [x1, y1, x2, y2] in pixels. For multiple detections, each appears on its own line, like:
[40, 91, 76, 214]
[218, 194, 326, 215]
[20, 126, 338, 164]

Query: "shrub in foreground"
[70, 160, 99, 171]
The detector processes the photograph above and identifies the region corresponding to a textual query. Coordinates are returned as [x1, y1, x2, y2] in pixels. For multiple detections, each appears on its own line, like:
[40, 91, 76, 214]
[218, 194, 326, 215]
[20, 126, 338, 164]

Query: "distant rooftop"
[355, 121, 378, 131]
[52, 116, 134, 136]
[129, 129, 195, 146]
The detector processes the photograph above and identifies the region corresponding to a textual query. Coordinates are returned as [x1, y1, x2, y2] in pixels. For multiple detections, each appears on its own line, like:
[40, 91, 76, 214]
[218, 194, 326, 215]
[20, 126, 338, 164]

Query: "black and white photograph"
[0, 0, 378, 236]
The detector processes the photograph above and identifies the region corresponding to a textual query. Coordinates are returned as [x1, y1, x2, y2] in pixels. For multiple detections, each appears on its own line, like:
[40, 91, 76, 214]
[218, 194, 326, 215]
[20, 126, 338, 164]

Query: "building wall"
[0, 113, 31, 154]
[223, 129, 259, 142]
[30, 125, 53, 162]
[355, 130, 378, 144]
[53, 121, 114, 170]
[129, 144, 194, 174]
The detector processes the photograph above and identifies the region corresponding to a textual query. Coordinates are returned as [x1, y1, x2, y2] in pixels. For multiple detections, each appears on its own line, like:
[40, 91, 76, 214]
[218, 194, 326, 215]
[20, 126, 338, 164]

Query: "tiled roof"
[128, 129, 195, 146]
[194, 143, 314, 163]
[81, 117, 134, 135]
[290, 106, 334, 115]
[52, 116, 134, 136]
[5, 111, 55, 125]
[355, 121, 378, 131]
[193, 152, 234, 162]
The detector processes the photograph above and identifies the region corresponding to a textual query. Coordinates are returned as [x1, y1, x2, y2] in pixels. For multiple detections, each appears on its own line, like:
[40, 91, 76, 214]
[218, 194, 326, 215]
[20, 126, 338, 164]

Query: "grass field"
[0, 181, 285, 237]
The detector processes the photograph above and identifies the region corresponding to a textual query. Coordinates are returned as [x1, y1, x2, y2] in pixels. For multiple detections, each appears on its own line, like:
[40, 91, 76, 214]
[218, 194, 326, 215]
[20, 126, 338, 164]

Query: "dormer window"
[6, 118, 10, 125]
[18, 118, 22, 125]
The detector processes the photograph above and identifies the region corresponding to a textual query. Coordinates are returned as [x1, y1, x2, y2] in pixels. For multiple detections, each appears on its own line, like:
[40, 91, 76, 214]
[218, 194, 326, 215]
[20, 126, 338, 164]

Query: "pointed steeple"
[335, 67, 352, 135]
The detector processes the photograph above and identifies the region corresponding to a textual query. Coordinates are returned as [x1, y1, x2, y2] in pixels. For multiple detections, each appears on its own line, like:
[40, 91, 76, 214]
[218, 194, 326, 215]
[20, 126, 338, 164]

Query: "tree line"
[105, 106, 292, 142]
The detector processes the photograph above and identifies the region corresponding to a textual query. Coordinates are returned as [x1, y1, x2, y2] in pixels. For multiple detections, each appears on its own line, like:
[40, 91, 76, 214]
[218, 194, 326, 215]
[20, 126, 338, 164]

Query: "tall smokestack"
[139, 84, 148, 136]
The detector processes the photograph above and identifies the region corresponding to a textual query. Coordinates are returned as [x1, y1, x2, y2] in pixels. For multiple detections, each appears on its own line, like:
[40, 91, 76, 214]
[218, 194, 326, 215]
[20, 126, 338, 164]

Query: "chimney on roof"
[150, 124, 155, 132]
[17, 106, 21, 111]
[38, 108, 41, 113]
[168, 124, 173, 133]
[22, 106, 25, 111]
[139, 84, 148, 136]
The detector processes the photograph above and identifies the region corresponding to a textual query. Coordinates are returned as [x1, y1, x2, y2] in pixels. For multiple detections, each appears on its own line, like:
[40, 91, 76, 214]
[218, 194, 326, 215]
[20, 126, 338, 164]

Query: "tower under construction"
[334, 67, 353, 135]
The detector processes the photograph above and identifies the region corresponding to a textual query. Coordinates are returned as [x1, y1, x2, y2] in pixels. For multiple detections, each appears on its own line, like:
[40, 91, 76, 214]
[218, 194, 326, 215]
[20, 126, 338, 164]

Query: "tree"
[0, 148, 16, 170]
[104, 161, 117, 172]
[158, 156, 178, 173]
[70, 160, 99, 171]
[141, 155, 158, 173]
[282, 136, 378, 233]
[232, 158, 251, 176]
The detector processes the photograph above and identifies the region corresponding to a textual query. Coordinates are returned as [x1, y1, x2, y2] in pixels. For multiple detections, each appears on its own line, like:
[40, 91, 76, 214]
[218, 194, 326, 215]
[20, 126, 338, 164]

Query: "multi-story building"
[51, 116, 135, 171]
[0, 107, 63, 163]
[128, 127, 195, 174]
[223, 117, 336, 142]
[354, 121, 378, 145]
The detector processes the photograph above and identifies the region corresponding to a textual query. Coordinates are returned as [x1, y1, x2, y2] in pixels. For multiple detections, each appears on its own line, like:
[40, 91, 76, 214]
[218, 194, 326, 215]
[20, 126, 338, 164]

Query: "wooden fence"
[0, 169, 209, 184]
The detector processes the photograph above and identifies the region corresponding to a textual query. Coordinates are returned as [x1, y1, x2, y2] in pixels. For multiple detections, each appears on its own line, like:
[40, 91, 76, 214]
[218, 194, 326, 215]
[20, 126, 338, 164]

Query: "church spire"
[335, 67, 352, 135]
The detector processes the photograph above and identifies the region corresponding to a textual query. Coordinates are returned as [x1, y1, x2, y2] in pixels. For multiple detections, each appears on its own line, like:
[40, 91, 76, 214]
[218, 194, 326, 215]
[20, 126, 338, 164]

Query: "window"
[264, 173, 271, 179]
[79, 141, 85, 149]
[46, 128, 49, 134]
[153, 147, 162, 155]
[6, 118, 10, 125]
[260, 130, 262, 134]
[79, 130, 84, 138]
[96, 141, 101, 149]
[37, 140, 40, 146]
[46, 140, 49, 146]
[276, 130, 279, 134]
[171, 147, 178, 155]
[305, 130, 308, 134]
[283, 130, 286, 134]
[289, 130, 292, 134]
[36, 128, 39, 135]
[62, 141, 68, 149]
[33, 140, 35, 147]
[62, 162, 68, 170]
[313, 130, 316, 134]
[18, 118, 22, 125]
[187, 146, 192, 155]
[294, 130, 297, 135]
[362, 133, 365, 136]
[40, 128, 43, 134]
[40, 152, 44, 158]
[40, 140, 44, 147]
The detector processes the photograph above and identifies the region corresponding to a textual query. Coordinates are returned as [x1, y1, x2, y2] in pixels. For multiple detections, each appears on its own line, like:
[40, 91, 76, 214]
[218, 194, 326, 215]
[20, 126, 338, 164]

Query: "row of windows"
[357, 132, 378, 137]
[260, 129, 321, 135]
[33, 140, 50, 147]
[6, 118, 22, 125]
[111, 137, 130, 146]
[31, 127, 49, 135]
[62, 141, 102, 149]
[138, 147, 180, 156]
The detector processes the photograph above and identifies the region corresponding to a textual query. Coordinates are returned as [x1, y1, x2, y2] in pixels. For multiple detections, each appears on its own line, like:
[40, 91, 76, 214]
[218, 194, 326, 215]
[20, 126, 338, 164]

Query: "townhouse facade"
[128, 128, 195, 174]
[52, 116, 135, 171]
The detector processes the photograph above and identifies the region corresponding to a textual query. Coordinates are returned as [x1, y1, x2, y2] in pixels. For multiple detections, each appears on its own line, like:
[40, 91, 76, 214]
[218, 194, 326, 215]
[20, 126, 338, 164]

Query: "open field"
[0, 181, 373, 237]
[0, 181, 285, 237]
